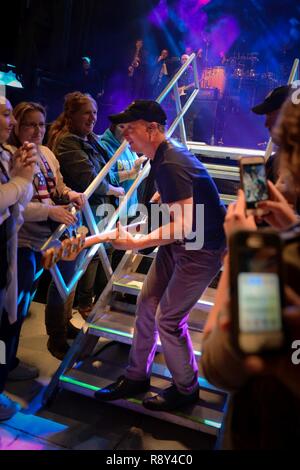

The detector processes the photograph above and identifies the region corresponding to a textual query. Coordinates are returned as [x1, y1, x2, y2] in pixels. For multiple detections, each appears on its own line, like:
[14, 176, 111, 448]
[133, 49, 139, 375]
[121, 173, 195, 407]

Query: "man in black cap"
[252, 85, 291, 183]
[94, 99, 226, 411]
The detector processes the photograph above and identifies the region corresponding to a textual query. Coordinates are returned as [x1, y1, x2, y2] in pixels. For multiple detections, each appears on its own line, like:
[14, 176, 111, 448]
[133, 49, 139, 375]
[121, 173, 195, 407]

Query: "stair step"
[87, 310, 203, 357]
[59, 359, 225, 436]
[136, 247, 158, 258]
[113, 273, 145, 295]
[112, 273, 216, 315]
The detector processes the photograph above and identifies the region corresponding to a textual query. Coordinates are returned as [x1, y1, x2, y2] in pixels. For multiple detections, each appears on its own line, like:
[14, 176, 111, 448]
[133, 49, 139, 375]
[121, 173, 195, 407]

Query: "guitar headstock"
[41, 228, 88, 269]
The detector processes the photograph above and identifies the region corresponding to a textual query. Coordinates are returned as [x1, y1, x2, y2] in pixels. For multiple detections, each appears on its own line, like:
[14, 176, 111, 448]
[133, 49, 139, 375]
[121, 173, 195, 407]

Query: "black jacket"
[53, 132, 110, 209]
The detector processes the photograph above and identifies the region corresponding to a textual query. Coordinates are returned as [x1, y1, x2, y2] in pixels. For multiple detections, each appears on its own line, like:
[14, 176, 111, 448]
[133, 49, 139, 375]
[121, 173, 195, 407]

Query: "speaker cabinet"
[192, 99, 218, 144]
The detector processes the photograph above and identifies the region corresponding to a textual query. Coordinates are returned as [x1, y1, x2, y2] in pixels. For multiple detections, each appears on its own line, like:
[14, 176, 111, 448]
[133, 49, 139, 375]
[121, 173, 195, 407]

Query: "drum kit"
[199, 52, 279, 106]
[200, 66, 226, 97]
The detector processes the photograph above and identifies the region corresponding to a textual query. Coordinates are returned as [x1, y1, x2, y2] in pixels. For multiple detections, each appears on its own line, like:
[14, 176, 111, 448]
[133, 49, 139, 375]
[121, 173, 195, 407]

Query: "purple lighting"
[209, 16, 241, 58]
[179, 0, 210, 16]
[195, 0, 211, 7]
[148, 0, 169, 27]
[176, 0, 208, 28]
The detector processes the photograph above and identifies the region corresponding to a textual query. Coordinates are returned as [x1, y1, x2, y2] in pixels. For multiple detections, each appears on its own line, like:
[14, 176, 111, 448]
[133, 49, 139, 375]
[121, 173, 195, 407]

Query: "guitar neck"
[185, 82, 195, 90]
[82, 221, 144, 249]
[83, 230, 117, 248]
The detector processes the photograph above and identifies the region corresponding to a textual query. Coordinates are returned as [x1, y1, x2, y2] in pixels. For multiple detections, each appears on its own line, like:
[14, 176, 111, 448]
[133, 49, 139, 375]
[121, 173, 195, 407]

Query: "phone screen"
[242, 163, 268, 206]
[238, 273, 282, 332]
[237, 246, 282, 333]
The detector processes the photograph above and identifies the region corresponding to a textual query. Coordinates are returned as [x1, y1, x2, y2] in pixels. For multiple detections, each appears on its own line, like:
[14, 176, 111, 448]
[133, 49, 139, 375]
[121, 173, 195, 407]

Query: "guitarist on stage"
[178, 54, 195, 99]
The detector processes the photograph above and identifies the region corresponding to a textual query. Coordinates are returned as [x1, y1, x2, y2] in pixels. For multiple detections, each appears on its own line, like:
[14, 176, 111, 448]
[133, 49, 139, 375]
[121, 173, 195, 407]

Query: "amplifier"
[196, 88, 219, 100]
[193, 99, 218, 143]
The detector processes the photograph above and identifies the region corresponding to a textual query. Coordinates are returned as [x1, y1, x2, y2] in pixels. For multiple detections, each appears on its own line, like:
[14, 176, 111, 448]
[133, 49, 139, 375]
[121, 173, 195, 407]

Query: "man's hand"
[111, 222, 139, 250]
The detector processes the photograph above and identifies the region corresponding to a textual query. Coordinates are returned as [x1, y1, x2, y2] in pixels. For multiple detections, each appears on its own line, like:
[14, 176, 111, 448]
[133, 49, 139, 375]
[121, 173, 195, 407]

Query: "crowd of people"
[0, 90, 142, 418]
[202, 96, 300, 449]
[0, 70, 299, 449]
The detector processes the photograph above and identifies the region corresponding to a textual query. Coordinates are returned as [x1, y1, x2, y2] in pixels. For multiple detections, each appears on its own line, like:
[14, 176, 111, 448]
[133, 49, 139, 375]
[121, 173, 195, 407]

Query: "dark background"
[0, 0, 299, 145]
[1, 1, 298, 75]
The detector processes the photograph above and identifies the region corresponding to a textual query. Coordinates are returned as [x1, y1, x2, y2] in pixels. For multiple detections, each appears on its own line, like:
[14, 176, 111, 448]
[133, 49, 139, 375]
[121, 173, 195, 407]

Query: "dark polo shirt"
[151, 140, 226, 250]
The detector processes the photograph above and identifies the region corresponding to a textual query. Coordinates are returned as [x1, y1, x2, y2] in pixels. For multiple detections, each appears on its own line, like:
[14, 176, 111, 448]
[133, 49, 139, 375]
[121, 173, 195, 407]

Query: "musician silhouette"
[150, 49, 170, 98]
[177, 54, 197, 140]
[77, 56, 103, 99]
[128, 39, 150, 99]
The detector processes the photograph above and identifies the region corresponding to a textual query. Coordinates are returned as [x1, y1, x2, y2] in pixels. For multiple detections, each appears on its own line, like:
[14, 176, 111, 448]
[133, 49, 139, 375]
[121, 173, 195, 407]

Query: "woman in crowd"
[0, 96, 37, 419]
[48, 92, 124, 319]
[202, 96, 300, 449]
[8, 101, 86, 364]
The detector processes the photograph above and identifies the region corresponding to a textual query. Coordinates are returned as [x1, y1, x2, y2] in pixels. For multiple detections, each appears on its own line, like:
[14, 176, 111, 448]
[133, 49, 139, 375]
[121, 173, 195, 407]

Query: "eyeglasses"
[21, 123, 46, 130]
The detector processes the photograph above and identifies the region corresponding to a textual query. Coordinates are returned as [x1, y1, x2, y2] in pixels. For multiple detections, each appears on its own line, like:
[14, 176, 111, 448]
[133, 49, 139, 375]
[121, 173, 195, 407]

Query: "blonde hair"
[273, 99, 300, 186]
[47, 91, 97, 150]
[8, 101, 46, 148]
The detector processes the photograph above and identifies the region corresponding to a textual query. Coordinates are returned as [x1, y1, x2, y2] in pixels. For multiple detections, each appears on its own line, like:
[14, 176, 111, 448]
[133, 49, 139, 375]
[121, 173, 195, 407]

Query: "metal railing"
[42, 53, 200, 300]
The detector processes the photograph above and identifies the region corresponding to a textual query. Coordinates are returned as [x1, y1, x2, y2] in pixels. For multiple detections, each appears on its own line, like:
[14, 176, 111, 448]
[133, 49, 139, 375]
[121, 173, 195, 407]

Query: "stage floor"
[0, 302, 215, 451]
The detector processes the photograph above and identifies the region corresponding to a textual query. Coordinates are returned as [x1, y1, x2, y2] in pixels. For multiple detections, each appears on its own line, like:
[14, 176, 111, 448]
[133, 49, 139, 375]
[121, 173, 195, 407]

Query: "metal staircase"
[42, 244, 226, 435]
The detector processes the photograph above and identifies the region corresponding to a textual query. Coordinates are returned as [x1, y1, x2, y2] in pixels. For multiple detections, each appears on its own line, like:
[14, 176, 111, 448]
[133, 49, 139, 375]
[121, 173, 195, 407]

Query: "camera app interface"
[243, 163, 268, 204]
[238, 273, 282, 332]
[238, 247, 282, 333]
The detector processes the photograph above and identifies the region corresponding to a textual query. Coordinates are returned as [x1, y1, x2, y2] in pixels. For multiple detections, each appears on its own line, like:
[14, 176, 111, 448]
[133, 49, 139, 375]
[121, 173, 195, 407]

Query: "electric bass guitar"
[171, 82, 196, 100]
[41, 219, 146, 270]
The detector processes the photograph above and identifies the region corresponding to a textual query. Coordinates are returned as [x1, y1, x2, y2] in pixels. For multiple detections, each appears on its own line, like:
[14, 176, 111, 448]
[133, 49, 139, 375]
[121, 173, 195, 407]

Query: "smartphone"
[240, 156, 269, 211]
[230, 230, 285, 354]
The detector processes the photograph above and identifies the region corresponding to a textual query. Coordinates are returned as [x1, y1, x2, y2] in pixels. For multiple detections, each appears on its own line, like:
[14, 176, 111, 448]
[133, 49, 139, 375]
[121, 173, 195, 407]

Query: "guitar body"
[41, 220, 147, 269]
[178, 86, 187, 97]
[172, 82, 196, 100]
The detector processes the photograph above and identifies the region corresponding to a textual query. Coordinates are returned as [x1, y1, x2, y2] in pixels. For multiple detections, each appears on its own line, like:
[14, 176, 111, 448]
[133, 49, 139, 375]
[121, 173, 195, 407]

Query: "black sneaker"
[94, 375, 150, 401]
[47, 337, 70, 361]
[143, 384, 199, 412]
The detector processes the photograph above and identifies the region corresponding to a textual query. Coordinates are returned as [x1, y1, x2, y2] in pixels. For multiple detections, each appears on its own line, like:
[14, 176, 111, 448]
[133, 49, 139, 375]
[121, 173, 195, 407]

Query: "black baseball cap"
[252, 85, 291, 115]
[109, 100, 167, 125]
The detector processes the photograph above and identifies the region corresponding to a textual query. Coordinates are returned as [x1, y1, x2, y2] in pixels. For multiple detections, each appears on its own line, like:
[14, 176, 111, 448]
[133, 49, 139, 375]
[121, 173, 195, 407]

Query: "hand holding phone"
[256, 181, 298, 230]
[240, 156, 269, 214]
[230, 230, 285, 354]
[224, 189, 257, 240]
